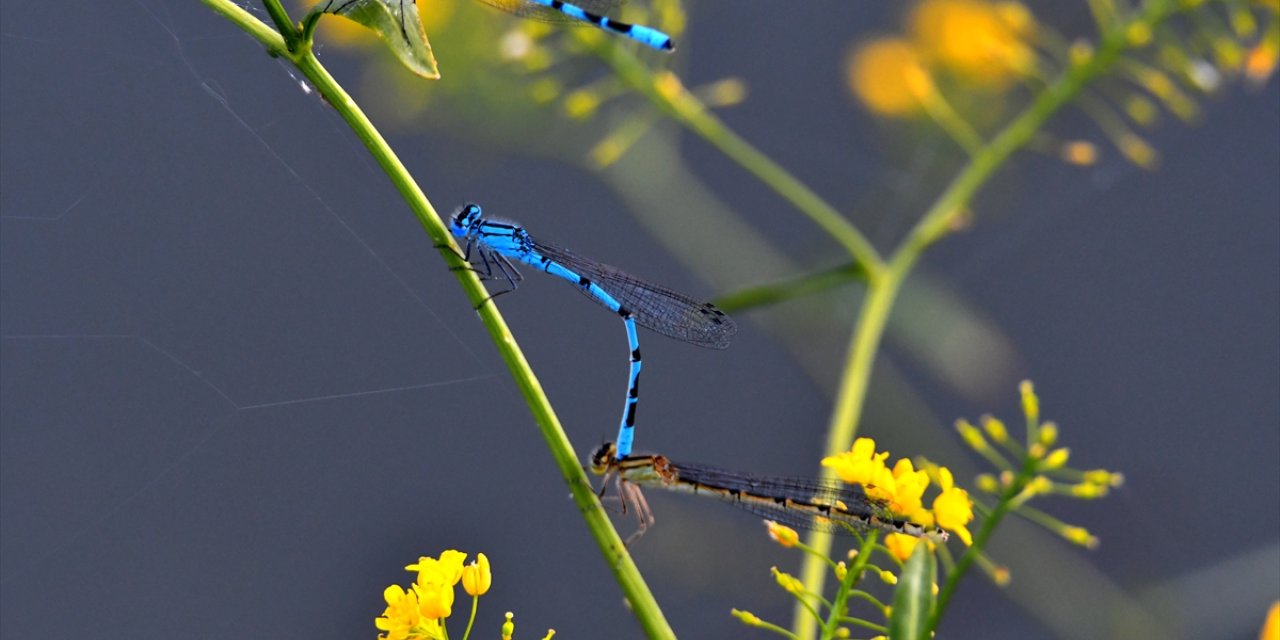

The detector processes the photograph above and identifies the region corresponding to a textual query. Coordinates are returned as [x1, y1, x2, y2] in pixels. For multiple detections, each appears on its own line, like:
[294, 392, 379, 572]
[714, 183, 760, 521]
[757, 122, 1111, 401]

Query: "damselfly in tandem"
[590, 442, 948, 543]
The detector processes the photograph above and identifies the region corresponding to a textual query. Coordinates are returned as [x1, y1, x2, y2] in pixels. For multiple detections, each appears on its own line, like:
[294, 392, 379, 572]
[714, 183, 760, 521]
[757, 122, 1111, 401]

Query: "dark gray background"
[1, 1, 1277, 638]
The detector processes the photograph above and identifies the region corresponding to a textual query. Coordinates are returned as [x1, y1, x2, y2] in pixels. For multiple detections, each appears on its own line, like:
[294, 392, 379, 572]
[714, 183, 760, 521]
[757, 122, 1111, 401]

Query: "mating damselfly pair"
[447, 203, 941, 544]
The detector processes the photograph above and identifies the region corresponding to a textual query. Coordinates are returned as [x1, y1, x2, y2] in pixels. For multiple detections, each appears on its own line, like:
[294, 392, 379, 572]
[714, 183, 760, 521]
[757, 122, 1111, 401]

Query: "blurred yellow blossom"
[848, 38, 931, 116]
[1060, 140, 1098, 165]
[910, 0, 1034, 87]
[1261, 601, 1279, 640]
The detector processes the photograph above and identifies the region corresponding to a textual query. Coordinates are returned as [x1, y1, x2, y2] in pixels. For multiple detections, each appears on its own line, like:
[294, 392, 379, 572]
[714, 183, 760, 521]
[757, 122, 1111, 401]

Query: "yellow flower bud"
[1069, 40, 1094, 67]
[502, 612, 514, 640]
[1037, 421, 1059, 446]
[1062, 526, 1098, 549]
[732, 609, 764, 627]
[540, 630, 556, 640]
[1072, 482, 1109, 499]
[1019, 380, 1039, 422]
[1041, 447, 1070, 470]
[1060, 141, 1098, 166]
[879, 570, 898, 585]
[957, 419, 990, 452]
[765, 520, 800, 548]
[655, 71, 684, 101]
[1119, 134, 1160, 169]
[462, 553, 492, 596]
[992, 567, 1012, 586]
[772, 567, 806, 595]
[1125, 21, 1153, 46]
[562, 89, 600, 119]
[982, 416, 1009, 443]
[975, 473, 1000, 493]
[834, 561, 848, 581]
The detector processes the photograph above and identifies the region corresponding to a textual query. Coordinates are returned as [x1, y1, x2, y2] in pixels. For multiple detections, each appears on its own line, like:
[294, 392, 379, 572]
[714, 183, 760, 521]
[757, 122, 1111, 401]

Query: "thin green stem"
[462, 595, 478, 640]
[928, 468, 1031, 629]
[200, 2, 674, 637]
[819, 533, 878, 640]
[595, 45, 885, 276]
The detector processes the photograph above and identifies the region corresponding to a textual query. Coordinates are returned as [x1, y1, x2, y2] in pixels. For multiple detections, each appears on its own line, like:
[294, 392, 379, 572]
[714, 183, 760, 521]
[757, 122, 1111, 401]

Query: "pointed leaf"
[888, 542, 936, 640]
[308, 0, 440, 79]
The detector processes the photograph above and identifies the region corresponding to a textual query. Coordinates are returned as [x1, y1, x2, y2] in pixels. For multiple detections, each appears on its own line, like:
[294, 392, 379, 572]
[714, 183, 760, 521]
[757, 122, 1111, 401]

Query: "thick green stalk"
[793, 1, 1181, 636]
[201, 2, 673, 637]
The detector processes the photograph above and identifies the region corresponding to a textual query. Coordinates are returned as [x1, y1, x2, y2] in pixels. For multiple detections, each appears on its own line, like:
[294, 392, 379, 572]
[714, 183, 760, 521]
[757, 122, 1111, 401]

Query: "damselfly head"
[589, 442, 618, 475]
[450, 203, 483, 237]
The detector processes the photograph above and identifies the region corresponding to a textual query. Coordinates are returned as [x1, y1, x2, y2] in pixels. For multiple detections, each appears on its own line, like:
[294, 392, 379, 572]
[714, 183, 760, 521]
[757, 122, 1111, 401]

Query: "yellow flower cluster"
[822, 437, 975, 545]
[375, 550, 492, 640]
[848, 0, 1036, 116]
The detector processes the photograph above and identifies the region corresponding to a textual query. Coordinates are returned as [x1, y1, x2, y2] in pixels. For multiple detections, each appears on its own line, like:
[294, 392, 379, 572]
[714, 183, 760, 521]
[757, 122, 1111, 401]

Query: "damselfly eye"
[453, 203, 482, 228]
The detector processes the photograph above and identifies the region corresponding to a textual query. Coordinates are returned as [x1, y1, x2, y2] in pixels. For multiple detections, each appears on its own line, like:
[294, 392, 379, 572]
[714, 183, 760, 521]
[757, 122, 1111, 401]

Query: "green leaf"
[307, 0, 440, 79]
[888, 543, 936, 640]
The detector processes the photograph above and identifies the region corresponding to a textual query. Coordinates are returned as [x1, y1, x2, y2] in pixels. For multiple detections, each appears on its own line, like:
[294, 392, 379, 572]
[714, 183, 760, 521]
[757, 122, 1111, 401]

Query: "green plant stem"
[819, 532, 878, 640]
[200, 2, 674, 637]
[596, 45, 885, 277]
[794, 0, 1182, 636]
[929, 468, 1030, 629]
[714, 263, 866, 313]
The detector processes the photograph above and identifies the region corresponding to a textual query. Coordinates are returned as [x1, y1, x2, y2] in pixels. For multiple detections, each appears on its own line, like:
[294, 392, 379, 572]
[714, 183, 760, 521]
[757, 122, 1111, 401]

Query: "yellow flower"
[765, 520, 800, 548]
[885, 458, 931, 517]
[884, 532, 922, 562]
[376, 585, 422, 640]
[909, 0, 1034, 88]
[847, 38, 931, 116]
[1260, 601, 1279, 640]
[932, 467, 974, 545]
[462, 553, 492, 596]
[407, 551, 467, 619]
[823, 437, 890, 487]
